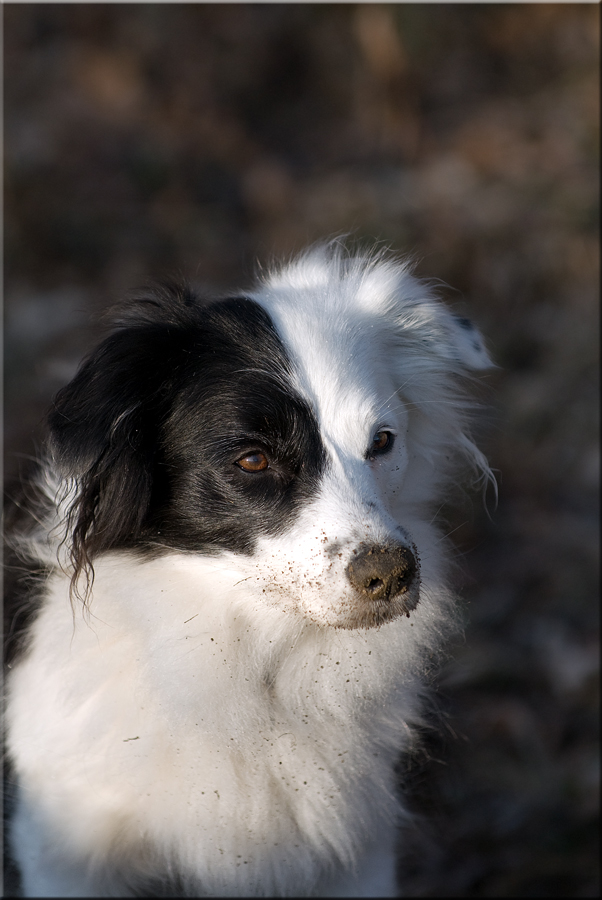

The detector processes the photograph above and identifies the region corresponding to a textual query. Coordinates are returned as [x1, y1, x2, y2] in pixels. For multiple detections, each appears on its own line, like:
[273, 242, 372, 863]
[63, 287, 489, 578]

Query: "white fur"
[6, 246, 492, 896]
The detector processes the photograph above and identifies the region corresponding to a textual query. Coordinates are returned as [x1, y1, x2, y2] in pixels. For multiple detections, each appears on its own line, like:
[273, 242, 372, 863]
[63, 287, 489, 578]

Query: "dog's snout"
[346, 543, 417, 603]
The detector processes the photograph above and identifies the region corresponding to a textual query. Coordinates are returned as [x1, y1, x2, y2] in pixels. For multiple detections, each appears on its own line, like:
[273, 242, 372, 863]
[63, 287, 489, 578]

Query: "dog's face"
[48, 252, 491, 629]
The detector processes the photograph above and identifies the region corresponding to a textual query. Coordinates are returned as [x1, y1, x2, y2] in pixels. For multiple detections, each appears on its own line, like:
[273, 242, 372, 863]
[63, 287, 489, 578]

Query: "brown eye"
[372, 431, 393, 453]
[236, 452, 269, 473]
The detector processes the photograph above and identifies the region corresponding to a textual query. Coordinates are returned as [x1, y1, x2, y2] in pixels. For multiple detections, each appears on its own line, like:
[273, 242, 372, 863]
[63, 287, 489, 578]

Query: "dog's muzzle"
[346, 542, 419, 621]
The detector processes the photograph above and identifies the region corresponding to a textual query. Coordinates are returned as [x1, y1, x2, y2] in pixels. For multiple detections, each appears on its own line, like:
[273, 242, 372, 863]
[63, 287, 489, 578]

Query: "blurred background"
[3, 4, 599, 896]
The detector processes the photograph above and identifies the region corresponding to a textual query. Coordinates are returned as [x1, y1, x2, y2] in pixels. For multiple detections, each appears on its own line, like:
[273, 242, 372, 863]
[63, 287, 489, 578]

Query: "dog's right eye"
[236, 452, 269, 473]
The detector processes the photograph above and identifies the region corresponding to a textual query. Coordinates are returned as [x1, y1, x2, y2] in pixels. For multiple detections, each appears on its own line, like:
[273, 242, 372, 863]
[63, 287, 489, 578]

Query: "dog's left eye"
[236, 452, 269, 473]
[370, 431, 394, 456]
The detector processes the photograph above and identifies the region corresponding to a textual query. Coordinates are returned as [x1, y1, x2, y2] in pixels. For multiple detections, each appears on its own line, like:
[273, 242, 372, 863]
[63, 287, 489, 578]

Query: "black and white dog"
[4, 245, 492, 897]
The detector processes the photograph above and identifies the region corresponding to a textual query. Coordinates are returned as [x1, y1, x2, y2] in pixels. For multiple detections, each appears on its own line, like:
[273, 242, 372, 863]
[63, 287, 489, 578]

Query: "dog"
[4, 244, 493, 897]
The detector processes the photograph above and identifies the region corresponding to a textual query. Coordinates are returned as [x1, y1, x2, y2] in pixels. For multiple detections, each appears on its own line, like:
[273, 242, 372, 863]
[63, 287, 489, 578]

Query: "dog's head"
[48, 247, 492, 629]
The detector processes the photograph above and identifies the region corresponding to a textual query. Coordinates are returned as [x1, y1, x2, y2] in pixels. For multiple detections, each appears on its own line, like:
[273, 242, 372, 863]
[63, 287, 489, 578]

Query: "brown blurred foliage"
[4, 4, 599, 897]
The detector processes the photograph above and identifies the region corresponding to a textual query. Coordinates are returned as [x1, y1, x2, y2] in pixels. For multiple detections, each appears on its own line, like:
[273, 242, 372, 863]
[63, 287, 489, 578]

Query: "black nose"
[346, 543, 417, 603]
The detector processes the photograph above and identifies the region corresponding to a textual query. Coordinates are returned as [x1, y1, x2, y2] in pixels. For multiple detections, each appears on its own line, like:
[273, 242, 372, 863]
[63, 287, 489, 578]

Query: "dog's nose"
[346, 543, 417, 602]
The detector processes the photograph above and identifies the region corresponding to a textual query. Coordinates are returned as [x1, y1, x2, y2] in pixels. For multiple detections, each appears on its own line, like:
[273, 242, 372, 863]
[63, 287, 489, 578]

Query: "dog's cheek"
[371, 445, 409, 512]
[248, 535, 340, 620]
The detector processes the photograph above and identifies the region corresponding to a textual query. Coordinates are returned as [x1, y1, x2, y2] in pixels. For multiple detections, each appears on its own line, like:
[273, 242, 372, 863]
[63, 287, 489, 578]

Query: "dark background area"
[3, 4, 599, 897]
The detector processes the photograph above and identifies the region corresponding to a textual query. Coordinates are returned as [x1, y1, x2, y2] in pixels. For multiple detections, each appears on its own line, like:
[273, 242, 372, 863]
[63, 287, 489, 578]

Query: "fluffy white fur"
[5, 246, 493, 897]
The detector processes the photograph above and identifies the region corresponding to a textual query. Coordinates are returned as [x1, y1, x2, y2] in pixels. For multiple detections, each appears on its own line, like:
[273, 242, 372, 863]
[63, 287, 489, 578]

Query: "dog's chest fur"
[9, 553, 428, 895]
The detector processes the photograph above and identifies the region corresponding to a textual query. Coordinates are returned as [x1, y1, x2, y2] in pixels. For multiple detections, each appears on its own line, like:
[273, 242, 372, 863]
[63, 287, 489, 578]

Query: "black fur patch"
[48, 285, 326, 563]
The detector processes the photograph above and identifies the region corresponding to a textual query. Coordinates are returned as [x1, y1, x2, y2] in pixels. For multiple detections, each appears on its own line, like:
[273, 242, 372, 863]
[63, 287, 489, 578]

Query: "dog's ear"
[446, 314, 494, 371]
[48, 325, 174, 589]
[354, 259, 494, 372]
